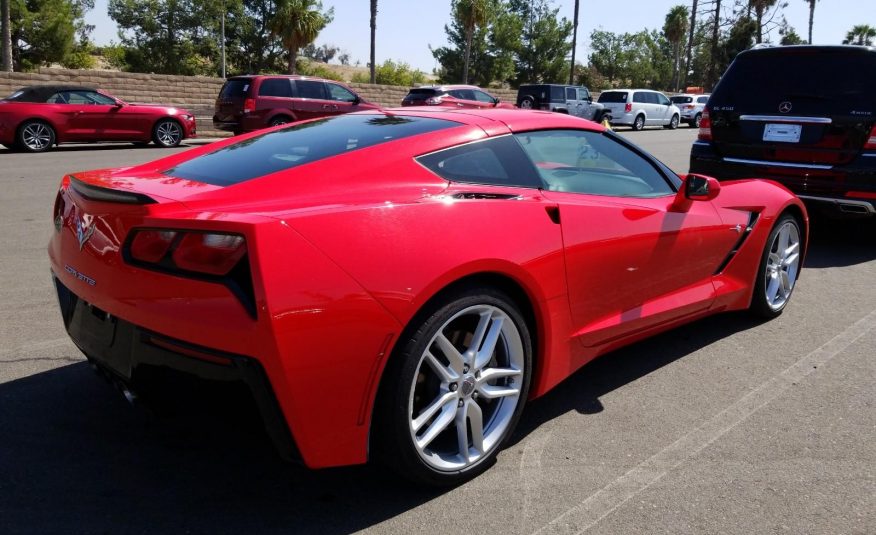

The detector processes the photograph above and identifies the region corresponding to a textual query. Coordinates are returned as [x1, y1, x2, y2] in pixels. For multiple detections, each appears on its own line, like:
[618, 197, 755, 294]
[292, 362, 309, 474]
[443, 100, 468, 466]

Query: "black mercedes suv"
[690, 45, 876, 216]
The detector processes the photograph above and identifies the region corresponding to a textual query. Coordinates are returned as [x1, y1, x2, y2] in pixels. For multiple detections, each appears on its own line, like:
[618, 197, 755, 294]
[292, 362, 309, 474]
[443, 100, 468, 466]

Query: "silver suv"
[516, 84, 608, 123]
[671, 93, 710, 127]
[598, 89, 681, 130]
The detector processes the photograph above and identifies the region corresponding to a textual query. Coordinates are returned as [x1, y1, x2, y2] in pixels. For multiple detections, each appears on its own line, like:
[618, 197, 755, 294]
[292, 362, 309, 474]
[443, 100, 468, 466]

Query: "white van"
[597, 89, 681, 131]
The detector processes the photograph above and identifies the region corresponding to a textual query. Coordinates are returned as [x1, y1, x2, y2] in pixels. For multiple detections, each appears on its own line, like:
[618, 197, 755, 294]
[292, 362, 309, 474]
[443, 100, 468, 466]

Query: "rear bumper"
[54, 275, 299, 462]
[608, 112, 635, 126]
[212, 117, 240, 133]
[690, 141, 876, 216]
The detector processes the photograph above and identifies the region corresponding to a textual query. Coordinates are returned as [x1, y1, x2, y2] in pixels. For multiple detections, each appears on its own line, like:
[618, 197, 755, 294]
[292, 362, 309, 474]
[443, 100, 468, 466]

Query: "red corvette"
[1, 85, 196, 152]
[48, 109, 806, 485]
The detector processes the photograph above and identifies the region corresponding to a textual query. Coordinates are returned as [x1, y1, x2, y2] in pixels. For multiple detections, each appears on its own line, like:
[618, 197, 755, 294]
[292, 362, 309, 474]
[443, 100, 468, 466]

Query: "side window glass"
[327, 83, 357, 102]
[513, 130, 675, 198]
[448, 89, 464, 99]
[658, 93, 670, 106]
[416, 136, 541, 188]
[697, 96, 710, 104]
[633, 92, 646, 104]
[48, 92, 69, 104]
[473, 90, 495, 103]
[296, 80, 327, 99]
[66, 91, 96, 105]
[565, 87, 576, 101]
[259, 79, 293, 97]
[578, 88, 590, 101]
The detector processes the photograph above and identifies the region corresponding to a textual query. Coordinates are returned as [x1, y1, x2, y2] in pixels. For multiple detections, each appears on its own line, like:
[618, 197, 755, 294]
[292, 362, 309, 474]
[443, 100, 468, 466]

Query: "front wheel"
[18, 120, 55, 152]
[750, 214, 802, 319]
[664, 114, 679, 129]
[152, 119, 183, 148]
[375, 287, 532, 486]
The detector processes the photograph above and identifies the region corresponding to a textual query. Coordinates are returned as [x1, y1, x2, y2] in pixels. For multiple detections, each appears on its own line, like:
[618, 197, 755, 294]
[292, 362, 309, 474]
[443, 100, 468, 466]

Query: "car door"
[57, 90, 119, 140]
[632, 91, 649, 123]
[577, 88, 595, 120]
[291, 80, 334, 120]
[513, 129, 742, 349]
[656, 92, 673, 124]
[447, 89, 481, 109]
[326, 82, 363, 115]
[565, 87, 580, 116]
[472, 89, 499, 108]
[256, 77, 296, 124]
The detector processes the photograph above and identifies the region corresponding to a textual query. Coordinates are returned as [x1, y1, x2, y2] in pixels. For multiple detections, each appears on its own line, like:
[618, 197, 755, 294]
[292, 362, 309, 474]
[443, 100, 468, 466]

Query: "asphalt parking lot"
[1, 128, 874, 534]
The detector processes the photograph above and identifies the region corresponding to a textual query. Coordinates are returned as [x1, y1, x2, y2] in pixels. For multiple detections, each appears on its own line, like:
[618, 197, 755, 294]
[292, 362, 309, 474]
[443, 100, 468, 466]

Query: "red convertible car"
[1, 85, 196, 152]
[48, 109, 806, 485]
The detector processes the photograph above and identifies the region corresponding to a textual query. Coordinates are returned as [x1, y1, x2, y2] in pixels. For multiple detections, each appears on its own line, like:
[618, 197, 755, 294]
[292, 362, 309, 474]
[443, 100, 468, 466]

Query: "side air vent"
[70, 175, 157, 205]
[714, 211, 760, 275]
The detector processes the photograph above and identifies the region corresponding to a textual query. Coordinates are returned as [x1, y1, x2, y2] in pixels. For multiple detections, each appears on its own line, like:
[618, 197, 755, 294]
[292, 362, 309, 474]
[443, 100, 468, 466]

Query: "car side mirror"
[670, 174, 721, 212]
[352, 96, 361, 105]
[113, 101, 124, 108]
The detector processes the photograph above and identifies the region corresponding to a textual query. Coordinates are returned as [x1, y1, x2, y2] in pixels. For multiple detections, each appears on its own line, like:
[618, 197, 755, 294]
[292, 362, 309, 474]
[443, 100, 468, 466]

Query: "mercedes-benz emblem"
[74, 214, 95, 251]
[779, 101, 792, 113]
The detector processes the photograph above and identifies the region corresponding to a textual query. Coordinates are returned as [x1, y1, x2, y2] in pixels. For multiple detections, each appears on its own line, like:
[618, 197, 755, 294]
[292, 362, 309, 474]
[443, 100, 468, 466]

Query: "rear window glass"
[407, 88, 440, 97]
[165, 114, 458, 186]
[220, 79, 250, 99]
[598, 91, 628, 103]
[671, 96, 693, 104]
[713, 49, 876, 110]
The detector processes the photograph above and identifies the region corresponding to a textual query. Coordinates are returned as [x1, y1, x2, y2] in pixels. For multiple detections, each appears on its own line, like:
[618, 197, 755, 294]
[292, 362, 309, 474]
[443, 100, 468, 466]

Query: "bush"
[296, 59, 344, 81]
[351, 60, 427, 86]
[99, 44, 129, 70]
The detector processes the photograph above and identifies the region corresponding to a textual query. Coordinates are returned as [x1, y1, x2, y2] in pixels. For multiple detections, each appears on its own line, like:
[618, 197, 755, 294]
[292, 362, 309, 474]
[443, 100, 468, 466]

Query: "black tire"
[664, 114, 679, 130]
[519, 96, 535, 109]
[749, 214, 803, 319]
[17, 120, 55, 152]
[632, 114, 645, 131]
[269, 116, 292, 127]
[374, 286, 533, 486]
[693, 113, 702, 128]
[152, 118, 183, 148]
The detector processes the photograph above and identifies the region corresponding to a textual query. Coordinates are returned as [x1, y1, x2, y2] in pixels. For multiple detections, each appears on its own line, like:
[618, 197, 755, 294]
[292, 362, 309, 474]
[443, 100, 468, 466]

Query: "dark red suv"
[213, 75, 379, 135]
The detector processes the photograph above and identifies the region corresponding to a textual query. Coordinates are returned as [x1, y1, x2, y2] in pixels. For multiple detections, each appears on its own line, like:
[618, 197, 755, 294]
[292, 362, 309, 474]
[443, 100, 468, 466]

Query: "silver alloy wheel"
[670, 114, 679, 128]
[22, 122, 52, 151]
[156, 121, 181, 146]
[764, 220, 801, 310]
[520, 98, 533, 109]
[408, 304, 524, 471]
[634, 115, 645, 130]
[271, 117, 289, 127]
[694, 113, 702, 128]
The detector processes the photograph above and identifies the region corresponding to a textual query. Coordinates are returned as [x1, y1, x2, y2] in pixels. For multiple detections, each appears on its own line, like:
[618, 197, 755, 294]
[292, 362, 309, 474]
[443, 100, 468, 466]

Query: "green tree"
[269, 0, 333, 74]
[351, 59, 425, 86]
[779, 21, 804, 44]
[843, 24, 876, 46]
[509, 0, 572, 84]
[749, 0, 777, 43]
[2, 0, 12, 71]
[456, 0, 491, 84]
[663, 4, 688, 91]
[11, 0, 91, 70]
[588, 29, 624, 85]
[223, 0, 285, 75]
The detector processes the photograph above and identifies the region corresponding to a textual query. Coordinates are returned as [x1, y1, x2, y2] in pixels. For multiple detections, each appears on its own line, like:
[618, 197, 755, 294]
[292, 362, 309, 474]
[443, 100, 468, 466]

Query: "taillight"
[243, 98, 256, 113]
[127, 229, 246, 277]
[425, 97, 443, 105]
[698, 109, 712, 141]
[624, 102, 632, 113]
[865, 125, 876, 150]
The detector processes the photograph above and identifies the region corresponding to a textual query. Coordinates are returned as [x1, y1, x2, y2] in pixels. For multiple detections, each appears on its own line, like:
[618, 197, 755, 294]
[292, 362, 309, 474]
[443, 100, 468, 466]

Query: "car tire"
[749, 214, 802, 319]
[152, 118, 183, 148]
[693, 113, 702, 128]
[374, 286, 532, 486]
[519, 96, 535, 109]
[632, 114, 645, 131]
[664, 114, 679, 129]
[17, 120, 55, 152]
[269, 116, 292, 127]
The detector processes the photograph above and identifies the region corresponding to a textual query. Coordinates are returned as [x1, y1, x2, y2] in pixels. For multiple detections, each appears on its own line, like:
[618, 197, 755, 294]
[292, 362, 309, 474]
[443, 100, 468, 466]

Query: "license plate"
[763, 123, 801, 143]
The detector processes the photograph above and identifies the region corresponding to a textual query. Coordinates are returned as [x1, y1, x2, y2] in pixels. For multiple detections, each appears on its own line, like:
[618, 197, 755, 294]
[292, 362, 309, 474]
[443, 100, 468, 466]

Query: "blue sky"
[86, 0, 873, 73]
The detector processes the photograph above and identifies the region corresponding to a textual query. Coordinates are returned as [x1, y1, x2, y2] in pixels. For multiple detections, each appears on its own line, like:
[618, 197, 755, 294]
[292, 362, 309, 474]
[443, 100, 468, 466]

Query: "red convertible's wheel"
[18, 120, 55, 152]
[750, 214, 802, 319]
[376, 287, 532, 486]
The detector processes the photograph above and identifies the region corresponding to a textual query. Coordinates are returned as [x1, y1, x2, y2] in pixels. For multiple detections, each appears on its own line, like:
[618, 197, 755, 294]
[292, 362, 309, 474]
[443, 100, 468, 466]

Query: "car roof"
[7, 85, 99, 102]
[381, 107, 605, 134]
[415, 85, 485, 91]
[740, 44, 876, 57]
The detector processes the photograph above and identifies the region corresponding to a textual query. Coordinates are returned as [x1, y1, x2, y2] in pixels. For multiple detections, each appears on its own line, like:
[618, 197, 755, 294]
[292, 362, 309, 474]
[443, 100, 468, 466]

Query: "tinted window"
[671, 96, 693, 104]
[449, 89, 477, 100]
[327, 83, 357, 102]
[599, 91, 628, 103]
[657, 93, 670, 106]
[220, 79, 251, 99]
[166, 114, 457, 186]
[632, 92, 647, 104]
[408, 88, 440, 97]
[514, 130, 674, 197]
[417, 136, 541, 188]
[577, 88, 590, 101]
[5, 89, 25, 100]
[550, 86, 565, 101]
[713, 48, 876, 111]
[296, 80, 326, 99]
[565, 87, 576, 101]
[473, 90, 495, 103]
[697, 96, 709, 104]
[258, 79, 293, 97]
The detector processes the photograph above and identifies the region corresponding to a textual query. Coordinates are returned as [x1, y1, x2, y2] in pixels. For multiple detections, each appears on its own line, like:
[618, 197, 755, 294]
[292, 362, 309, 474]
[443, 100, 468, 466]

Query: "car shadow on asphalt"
[803, 215, 876, 268]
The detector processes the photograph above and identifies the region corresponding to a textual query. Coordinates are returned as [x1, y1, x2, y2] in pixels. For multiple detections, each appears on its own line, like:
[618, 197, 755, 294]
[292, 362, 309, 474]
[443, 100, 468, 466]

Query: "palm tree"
[750, 0, 777, 43]
[843, 24, 876, 46]
[369, 0, 377, 84]
[457, 0, 490, 84]
[804, 0, 818, 44]
[663, 5, 688, 92]
[1, 0, 10, 72]
[569, 0, 579, 84]
[684, 0, 698, 89]
[269, 0, 334, 75]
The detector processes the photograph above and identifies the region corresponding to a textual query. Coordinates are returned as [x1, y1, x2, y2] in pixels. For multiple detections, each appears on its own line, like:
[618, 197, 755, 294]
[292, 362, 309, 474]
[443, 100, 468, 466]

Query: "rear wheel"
[18, 120, 55, 152]
[664, 114, 679, 129]
[519, 96, 535, 109]
[632, 114, 645, 131]
[375, 287, 532, 486]
[750, 214, 802, 319]
[693, 113, 702, 128]
[152, 119, 183, 148]
[269, 116, 292, 127]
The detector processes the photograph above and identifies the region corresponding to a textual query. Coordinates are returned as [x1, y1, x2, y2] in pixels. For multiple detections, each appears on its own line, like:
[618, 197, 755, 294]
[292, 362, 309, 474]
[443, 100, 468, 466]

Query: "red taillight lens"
[865, 125, 876, 150]
[130, 230, 177, 263]
[243, 98, 256, 113]
[172, 233, 246, 276]
[624, 102, 632, 113]
[698, 109, 712, 141]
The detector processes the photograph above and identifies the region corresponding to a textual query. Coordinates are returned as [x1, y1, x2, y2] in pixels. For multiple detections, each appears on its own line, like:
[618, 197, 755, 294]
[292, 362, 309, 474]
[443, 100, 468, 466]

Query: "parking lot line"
[532, 307, 876, 535]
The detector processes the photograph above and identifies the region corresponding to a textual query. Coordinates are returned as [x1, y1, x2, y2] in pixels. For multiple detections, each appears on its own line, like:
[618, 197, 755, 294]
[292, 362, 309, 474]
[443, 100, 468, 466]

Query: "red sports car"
[48, 109, 806, 485]
[1, 85, 196, 152]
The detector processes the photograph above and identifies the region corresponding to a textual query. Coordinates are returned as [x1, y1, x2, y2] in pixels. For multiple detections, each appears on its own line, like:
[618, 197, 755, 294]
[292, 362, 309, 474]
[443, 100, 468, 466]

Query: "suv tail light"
[128, 229, 246, 277]
[865, 125, 876, 150]
[243, 98, 256, 113]
[698, 109, 712, 141]
[624, 102, 632, 113]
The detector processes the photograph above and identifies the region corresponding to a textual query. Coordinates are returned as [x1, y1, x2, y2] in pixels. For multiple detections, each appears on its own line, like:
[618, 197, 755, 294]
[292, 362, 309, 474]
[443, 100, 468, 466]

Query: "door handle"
[322, 104, 331, 109]
[456, 103, 464, 107]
